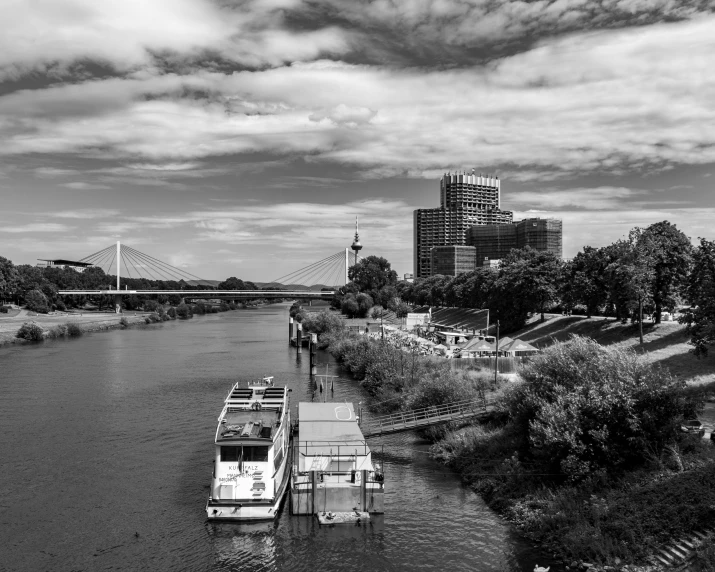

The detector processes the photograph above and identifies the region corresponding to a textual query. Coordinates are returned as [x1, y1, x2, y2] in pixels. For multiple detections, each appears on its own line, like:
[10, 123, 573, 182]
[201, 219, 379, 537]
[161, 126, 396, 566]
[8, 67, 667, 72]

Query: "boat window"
[220, 446, 242, 463]
[243, 446, 269, 462]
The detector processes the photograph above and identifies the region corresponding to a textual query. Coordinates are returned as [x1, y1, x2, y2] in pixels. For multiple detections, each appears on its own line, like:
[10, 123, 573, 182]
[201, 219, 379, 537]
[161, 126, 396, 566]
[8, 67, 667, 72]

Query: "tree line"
[0, 256, 264, 313]
[329, 221, 714, 356]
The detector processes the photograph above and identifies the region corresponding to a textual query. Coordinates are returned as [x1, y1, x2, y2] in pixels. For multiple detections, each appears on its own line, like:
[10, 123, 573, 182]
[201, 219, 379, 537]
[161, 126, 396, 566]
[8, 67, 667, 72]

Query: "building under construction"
[413, 173, 512, 278]
[430, 245, 476, 277]
[466, 218, 563, 264]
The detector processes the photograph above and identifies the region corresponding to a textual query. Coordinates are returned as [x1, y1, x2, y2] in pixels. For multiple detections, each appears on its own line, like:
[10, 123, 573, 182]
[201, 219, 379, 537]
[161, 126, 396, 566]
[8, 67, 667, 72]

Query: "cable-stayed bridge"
[57, 240, 365, 312]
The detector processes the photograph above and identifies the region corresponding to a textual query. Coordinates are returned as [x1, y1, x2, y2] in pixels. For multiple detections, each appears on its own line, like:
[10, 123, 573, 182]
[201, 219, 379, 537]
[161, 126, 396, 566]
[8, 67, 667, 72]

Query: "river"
[0, 304, 549, 572]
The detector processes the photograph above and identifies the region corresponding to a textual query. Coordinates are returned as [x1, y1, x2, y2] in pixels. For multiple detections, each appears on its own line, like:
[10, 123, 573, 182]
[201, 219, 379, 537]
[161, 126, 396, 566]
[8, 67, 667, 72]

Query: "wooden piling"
[297, 323, 302, 354]
[289, 316, 294, 344]
[310, 333, 317, 375]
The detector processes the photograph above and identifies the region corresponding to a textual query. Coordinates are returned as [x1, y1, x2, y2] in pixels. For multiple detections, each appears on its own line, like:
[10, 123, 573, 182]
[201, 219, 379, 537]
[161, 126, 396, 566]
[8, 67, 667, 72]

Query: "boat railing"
[293, 441, 372, 474]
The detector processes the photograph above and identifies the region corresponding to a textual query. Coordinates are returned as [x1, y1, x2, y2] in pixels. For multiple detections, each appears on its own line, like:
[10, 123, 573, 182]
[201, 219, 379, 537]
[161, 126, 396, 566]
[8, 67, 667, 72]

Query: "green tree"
[561, 246, 609, 317]
[25, 289, 50, 313]
[508, 336, 691, 481]
[680, 238, 715, 357]
[638, 221, 693, 324]
[218, 277, 257, 290]
[348, 256, 397, 298]
[0, 256, 19, 302]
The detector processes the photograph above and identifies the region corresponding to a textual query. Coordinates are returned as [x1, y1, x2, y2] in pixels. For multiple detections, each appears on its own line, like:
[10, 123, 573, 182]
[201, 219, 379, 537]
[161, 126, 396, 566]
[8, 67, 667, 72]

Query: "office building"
[430, 246, 476, 277]
[466, 218, 563, 263]
[413, 172, 512, 278]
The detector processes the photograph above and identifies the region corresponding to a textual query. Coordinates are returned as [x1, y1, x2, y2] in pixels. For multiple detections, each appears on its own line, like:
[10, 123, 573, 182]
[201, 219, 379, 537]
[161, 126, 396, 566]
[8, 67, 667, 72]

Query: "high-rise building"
[466, 217, 563, 263]
[430, 246, 476, 277]
[413, 173, 512, 278]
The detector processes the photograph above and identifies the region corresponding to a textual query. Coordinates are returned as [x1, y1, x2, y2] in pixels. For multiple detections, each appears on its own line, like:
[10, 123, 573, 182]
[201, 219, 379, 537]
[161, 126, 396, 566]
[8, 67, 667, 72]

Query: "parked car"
[681, 419, 705, 437]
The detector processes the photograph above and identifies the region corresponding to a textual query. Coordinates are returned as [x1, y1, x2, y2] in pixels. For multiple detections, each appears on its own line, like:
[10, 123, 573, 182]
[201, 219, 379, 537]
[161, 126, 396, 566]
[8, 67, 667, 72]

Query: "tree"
[0, 256, 19, 303]
[218, 277, 257, 290]
[561, 246, 609, 317]
[637, 221, 693, 324]
[348, 256, 397, 298]
[680, 238, 715, 357]
[507, 336, 691, 481]
[25, 289, 50, 313]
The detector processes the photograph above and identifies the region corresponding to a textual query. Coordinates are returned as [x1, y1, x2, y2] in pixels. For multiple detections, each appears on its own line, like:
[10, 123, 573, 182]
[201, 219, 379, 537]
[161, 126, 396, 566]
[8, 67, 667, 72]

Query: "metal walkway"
[361, 398, 495, 438]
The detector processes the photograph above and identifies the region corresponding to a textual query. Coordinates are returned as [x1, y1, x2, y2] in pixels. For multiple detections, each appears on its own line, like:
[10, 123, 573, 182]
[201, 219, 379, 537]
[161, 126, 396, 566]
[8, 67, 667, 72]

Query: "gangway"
[360, 398, 495, 438]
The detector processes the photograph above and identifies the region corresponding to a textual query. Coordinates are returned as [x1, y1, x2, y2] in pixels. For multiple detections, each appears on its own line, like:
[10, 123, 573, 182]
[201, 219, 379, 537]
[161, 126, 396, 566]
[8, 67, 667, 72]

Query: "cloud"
[510, 187, 649, 210]
[59, 182, 111, 190]
[0, 223, 74, 233]
[1, 16, 714, 180]
[34, 167, 77, 177]
[52, 209, 120, 218]
[0, 0, 349, 80]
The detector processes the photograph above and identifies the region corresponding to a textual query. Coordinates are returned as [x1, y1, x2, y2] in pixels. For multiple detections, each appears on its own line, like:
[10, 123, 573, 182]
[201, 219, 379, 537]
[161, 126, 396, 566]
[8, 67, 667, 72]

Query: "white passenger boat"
[206, 376, 292, 520]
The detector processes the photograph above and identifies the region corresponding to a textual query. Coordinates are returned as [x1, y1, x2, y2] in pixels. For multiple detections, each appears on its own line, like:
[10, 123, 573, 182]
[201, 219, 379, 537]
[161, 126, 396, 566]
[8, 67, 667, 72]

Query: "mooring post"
[310, 333, 317, 375]
[297, 322, 302, 354]
[289, 316, 294, 344]
[311, 471, 317, 515]
[361, 469, 367, 512]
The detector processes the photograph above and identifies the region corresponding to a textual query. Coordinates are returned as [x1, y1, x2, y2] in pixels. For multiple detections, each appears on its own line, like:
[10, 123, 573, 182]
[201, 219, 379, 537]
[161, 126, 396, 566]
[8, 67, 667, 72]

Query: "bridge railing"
[362, 397, 496, 436]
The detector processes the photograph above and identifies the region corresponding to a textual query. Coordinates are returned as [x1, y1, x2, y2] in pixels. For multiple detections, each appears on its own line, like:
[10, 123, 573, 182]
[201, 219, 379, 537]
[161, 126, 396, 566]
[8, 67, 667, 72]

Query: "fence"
[450, 356, 529, 373]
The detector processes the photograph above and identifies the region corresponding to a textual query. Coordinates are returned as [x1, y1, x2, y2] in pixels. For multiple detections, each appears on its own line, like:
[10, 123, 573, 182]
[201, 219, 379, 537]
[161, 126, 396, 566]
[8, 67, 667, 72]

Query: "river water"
[0, 304, 549, 572]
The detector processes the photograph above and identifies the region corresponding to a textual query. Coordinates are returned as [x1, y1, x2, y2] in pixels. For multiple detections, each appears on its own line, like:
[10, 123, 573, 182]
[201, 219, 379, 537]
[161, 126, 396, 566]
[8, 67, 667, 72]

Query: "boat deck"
[217, 409, 280, 441]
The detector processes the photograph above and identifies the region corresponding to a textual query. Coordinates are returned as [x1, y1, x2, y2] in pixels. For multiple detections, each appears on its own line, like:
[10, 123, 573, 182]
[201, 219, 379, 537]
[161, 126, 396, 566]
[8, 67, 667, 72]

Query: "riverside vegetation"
[301, 309, 715, 570]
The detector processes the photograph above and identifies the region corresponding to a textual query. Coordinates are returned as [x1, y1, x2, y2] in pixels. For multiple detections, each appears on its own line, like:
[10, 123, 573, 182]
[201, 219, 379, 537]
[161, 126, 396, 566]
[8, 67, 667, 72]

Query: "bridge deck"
[361, 398, 494, 438]
[57, 290, 334, 298]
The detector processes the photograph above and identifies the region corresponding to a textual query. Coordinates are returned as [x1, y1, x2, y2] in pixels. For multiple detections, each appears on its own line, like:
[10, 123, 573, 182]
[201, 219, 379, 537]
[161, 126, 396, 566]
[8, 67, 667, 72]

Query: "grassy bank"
[305, 310, 715, 570]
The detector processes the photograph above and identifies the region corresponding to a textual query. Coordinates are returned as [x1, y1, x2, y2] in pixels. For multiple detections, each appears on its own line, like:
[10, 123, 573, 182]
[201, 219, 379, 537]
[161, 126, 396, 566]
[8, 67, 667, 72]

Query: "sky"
[1, 0, 714, 282]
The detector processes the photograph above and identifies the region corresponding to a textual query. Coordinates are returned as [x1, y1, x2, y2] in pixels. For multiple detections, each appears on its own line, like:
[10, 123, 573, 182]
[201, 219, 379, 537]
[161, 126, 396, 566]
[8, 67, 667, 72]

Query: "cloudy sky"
[1, 0, 714, 282]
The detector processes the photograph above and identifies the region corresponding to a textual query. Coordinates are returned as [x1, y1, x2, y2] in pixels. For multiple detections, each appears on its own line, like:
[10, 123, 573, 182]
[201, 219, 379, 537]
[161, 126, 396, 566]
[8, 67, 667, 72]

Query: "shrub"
[25, 289, 50, 313]
[146, 313, 161, 323]
[301, 310, 344, 337]
[120, 316, 129, 328]
[16, 322, 44, 341]
[0, 306, 8, 313]
[166, 306, 177, 319]
[66, 323, 82, 337]
[143, 300, 160, 312]
[46, 324, 68, 339]
[219, 302, 230, 312]
[176, 303, 192, 319]
[228, 302, 237, 310]
[55, 299, 66, 311]
[506, 335, 695, 481]
[193, 303, 206, 315]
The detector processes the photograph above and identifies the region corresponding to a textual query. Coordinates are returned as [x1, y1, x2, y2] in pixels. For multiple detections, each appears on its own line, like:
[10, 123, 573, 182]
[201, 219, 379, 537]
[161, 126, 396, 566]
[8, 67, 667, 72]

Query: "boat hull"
[206, 445, 292, 521]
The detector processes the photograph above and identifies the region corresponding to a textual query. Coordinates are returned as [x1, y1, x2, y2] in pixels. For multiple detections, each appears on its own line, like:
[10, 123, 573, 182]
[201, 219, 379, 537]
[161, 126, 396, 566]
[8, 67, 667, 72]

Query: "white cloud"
[1, 16, 714, 179]
[510, 187, 648, 210]
[0, 0, 349, 79]
[59, 182, 111, 190]
[0, 223, 74, 233]
[52, 209, 120, 219]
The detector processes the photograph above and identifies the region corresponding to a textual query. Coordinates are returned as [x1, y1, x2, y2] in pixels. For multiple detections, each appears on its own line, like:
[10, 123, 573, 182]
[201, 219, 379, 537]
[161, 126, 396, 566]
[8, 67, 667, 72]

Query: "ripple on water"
[0, 307, 549, 572]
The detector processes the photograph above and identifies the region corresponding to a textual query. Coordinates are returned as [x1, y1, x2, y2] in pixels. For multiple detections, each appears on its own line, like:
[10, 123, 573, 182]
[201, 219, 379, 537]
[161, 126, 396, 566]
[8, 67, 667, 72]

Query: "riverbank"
[0, 311, 152, 347]
[304, 309, 715, 572]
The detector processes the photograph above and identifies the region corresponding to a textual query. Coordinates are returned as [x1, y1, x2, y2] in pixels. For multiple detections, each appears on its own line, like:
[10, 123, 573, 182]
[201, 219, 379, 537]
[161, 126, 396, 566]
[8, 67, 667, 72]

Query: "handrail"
[361, 397, 495, 436]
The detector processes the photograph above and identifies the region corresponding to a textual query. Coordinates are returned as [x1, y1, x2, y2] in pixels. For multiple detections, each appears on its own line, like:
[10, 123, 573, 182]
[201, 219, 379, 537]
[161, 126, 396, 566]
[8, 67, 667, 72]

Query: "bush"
[25, 289, 50, 313]
[506, 335, 694, 481]
[55, 299, 66, 311]
[120, 316, 129, 328]
[301, 310, 344, 337]
[46, 324, 68, 339]
[0, 306, 8, 313]
[166, 307, 177, 319]
[228, 302, 237, 310]
[176, 303, 192, 319]
[143, 299, 160, 312]
[192, 303, 206, 315]
[66, 323, 82, 337]
[144, 312, 161, 324]
[16, 322, 44, 341]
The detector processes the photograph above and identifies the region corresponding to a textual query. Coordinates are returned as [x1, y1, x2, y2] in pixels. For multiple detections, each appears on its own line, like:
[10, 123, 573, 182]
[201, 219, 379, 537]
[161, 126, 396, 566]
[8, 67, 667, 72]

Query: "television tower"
[351, 216, 363, 267]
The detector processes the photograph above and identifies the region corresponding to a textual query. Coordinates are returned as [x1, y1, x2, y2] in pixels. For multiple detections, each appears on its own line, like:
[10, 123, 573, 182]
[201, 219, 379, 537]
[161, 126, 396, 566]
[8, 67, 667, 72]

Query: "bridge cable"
[90, 248, 117, 274]
[84, 245, 115, 268]
[122, 246, 189, 283]
[278, 251, 345, 288]
[122, 248, 165, 283]
[120, 250, 133, 280]
[269, 251, 344, 285]
[79, 244, 115, 264]
[123, 247, 188, 284]
[122, 248, 144, 282]
[123, 245, 209, 285]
